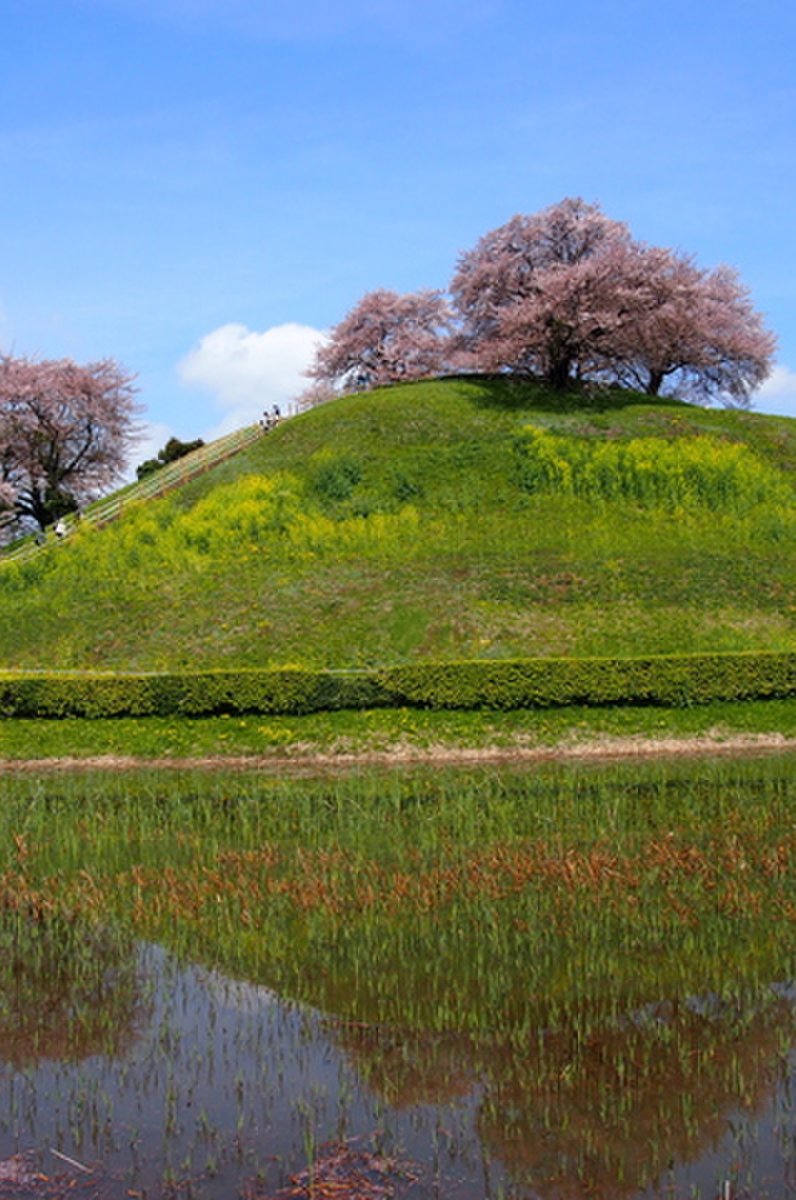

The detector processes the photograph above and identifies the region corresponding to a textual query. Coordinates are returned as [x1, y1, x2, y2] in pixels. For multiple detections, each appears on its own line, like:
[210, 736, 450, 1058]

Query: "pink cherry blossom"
[307, 288, 453, 392]
[450, 198, 775, 402]
[0, 354, 140, 532]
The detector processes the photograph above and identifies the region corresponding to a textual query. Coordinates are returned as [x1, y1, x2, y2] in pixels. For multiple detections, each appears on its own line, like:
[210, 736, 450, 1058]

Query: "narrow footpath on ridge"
[3, 731, 796, 773]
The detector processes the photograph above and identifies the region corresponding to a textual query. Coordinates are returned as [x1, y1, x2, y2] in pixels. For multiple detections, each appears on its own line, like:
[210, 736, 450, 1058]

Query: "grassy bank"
[3, 696, 796, 762]
[1, 377, 795, 670]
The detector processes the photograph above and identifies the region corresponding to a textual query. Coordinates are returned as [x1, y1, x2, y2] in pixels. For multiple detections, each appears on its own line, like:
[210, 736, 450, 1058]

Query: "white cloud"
[753, 364, 796, 419]
[178, 321, 326, 438]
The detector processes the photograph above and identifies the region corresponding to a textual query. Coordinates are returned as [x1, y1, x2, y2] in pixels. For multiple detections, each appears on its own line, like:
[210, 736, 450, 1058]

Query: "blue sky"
[2, 0, 795, 462]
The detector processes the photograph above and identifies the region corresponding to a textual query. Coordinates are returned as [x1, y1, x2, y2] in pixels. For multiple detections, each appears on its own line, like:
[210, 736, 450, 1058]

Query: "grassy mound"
[1, 376, 795, 670]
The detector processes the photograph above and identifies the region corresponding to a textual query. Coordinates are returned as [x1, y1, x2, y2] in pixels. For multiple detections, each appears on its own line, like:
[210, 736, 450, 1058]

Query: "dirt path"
[3, 731, 796, 773]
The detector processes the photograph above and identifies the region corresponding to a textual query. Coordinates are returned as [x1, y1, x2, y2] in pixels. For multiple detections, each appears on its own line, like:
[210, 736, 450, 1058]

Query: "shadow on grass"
[444, 373, 693, 415]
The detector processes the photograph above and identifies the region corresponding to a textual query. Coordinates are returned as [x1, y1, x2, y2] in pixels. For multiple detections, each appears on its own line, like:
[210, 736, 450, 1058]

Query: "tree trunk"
[546, 358, 573, 391]
[645, 369, 665, 396]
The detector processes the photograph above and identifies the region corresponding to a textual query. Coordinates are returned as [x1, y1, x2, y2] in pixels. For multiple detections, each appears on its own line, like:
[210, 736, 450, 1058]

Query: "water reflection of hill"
[334, 1023, 476, 1109]
[0, 919, 142, 1067]
[334, 991, 796, 1199]
[1, 918, 792, 1199]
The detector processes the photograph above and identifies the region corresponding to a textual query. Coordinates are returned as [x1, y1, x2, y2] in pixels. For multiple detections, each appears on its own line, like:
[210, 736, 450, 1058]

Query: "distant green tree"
[136, 435, 204, 480]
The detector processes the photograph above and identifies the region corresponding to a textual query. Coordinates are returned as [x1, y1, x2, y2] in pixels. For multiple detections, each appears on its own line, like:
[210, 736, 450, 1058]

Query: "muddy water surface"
[4, 759, 796, 1198]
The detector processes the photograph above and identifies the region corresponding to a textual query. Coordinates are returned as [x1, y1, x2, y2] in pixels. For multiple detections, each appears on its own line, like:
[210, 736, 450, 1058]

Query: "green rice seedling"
[4, 757, 796, 1041]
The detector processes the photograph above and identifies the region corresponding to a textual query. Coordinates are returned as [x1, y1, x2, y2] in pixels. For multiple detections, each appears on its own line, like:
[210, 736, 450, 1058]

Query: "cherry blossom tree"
[0, 354, 140, 532]
[593, 247, 777, 404]
[307, 288, 453, 392]
[450, 198, 634, 386]
[450, 197, 775, 402]
[294, 378, 339, 411]
[478, 241, 650, 390]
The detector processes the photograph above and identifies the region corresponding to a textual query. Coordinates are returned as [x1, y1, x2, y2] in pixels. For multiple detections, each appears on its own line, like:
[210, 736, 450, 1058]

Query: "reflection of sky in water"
[2, 942, 796, 1198]
[0, 943, 496, 1198]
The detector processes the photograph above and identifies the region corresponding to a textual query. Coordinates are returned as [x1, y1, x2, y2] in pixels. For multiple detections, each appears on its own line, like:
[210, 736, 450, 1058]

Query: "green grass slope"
[2, 376, 795, 670]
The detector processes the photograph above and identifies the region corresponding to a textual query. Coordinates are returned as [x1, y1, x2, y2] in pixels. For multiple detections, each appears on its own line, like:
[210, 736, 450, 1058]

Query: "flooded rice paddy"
[3, 758, 796, 1198]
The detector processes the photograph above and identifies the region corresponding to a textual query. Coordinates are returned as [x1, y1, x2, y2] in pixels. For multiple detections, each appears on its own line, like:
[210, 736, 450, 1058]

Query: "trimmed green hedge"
[0, 669, 384, 719]
[2, 652, 796, 718]
[377, 653, 796, 710]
